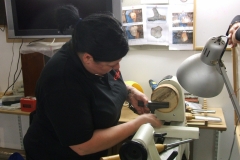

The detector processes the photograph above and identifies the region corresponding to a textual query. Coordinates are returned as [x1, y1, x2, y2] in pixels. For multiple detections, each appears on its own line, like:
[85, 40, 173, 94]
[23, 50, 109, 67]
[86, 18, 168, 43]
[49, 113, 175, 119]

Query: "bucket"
[124, 81, 144, 93]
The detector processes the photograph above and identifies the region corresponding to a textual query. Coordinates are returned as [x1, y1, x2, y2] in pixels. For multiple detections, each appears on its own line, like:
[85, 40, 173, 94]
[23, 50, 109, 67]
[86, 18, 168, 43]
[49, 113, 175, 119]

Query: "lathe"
[102, 76, 199, 160]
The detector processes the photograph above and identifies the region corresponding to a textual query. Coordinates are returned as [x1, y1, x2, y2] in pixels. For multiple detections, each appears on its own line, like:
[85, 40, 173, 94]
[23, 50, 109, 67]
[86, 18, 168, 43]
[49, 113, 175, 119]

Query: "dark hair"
[55, 4, 129, 62]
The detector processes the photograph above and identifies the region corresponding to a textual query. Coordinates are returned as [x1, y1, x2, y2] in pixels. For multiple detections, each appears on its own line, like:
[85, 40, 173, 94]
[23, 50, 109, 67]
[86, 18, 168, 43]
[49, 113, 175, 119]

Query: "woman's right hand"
[134, 113, 162, 128]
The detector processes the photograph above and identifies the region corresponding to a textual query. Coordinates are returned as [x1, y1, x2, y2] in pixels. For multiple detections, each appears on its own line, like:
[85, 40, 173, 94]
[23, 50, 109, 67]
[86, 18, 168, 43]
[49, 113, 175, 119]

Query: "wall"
[0, 0, 239, 160]
[195, 0, 240, 47]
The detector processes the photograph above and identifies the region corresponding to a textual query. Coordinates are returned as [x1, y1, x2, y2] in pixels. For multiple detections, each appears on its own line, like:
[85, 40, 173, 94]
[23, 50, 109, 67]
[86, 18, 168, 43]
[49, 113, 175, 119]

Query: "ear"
[81, 53, 93, 64]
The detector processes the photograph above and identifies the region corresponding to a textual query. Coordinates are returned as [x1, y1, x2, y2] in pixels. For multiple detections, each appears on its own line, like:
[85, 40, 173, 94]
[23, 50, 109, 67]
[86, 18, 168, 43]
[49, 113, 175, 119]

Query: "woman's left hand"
[127, 86, 150, 114]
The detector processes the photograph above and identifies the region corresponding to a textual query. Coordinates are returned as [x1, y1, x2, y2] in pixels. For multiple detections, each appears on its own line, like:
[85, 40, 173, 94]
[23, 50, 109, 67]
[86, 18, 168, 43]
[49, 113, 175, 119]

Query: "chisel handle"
[156, 143, 166, 153]
[100, 155, 120, 160]
[186, 115, 195, 120]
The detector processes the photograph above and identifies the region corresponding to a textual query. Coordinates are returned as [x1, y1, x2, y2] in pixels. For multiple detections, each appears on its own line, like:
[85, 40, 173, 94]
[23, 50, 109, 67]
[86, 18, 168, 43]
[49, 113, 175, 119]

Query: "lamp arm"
[218, 61, 240, 121]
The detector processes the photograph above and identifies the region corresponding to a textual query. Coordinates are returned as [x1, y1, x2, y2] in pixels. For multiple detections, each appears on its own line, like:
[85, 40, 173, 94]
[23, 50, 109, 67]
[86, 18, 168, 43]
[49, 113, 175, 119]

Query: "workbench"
[119, 106, 227, 131]
[0, 105, 227, 159]
[0, 106, 227, 134]
[0, 108, 30, 116]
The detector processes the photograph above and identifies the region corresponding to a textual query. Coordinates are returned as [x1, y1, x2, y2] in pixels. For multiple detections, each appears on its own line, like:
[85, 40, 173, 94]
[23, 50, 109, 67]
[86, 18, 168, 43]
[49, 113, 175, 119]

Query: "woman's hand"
[126, 85, 150, 114]
[228, 22, 240, 48]
[134, 113, 162, 128]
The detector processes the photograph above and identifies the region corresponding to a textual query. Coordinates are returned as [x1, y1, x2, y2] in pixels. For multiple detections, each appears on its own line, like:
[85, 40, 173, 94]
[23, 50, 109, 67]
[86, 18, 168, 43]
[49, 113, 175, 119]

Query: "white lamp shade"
[176, 53, 224, 98]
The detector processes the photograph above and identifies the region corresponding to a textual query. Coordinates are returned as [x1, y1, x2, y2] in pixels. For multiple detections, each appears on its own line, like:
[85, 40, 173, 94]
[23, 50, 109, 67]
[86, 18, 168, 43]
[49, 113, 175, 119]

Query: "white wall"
[195, 0, 240, 47]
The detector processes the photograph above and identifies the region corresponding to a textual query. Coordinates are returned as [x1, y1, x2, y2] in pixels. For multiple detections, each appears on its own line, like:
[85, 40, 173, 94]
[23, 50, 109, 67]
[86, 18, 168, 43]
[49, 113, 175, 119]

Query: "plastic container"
[20, 97, 36, 112]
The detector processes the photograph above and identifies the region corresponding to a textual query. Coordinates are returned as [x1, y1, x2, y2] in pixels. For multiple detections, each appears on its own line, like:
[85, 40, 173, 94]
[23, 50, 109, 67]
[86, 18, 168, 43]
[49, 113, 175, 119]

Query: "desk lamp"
[176, 35, 240, 120]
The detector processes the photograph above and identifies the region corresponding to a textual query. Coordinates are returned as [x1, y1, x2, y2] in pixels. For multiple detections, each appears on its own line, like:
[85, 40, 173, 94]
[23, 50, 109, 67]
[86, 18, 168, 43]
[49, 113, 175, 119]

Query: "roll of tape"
[125, 81, 144, 93]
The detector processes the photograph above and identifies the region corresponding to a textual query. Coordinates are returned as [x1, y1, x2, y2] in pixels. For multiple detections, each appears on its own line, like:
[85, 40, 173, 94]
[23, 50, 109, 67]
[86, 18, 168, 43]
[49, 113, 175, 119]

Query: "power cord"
[3, 70, 22, 96]
[4, 39, 15, 95]
[3, 39, 24, 96]
[12, 39, 23, 90]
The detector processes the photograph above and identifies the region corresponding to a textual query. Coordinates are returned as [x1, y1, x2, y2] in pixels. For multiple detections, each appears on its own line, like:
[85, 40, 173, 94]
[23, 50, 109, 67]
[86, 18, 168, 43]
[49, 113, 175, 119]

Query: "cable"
[3, 39, 23, 96]
[3, 70, 22, 96]
[4, 39, 15, 95]
[12, 39, 23, 90]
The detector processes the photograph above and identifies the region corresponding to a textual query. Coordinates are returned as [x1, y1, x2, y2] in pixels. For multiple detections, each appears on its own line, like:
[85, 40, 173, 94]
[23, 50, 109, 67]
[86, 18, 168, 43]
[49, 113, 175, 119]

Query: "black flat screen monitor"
[4, 0, 122, 39]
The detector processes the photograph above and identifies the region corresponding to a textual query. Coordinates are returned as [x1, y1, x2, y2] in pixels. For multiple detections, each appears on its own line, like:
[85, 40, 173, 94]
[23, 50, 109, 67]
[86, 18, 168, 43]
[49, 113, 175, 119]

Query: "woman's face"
[78, 53, 122, 76]
[92, 59, 121, 76]
[79, 53, 122, 76]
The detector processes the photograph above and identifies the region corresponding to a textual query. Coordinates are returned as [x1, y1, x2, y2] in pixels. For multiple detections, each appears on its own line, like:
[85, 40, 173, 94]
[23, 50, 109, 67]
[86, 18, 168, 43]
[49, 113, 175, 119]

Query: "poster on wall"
[168, 0, 194, 50]
[122, 1, 194, 50]
[122, 5, 169, 46]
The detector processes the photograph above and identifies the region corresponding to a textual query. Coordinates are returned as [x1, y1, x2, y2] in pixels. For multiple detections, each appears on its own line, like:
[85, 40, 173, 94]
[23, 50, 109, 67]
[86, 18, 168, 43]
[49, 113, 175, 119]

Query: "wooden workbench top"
[0, 105, 227, 131]
[119, 106, 227, 131]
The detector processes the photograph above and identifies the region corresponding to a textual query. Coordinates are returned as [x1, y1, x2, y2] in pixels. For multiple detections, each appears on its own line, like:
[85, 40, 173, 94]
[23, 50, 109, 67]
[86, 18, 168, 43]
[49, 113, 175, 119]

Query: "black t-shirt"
[23, 40, 128, 160]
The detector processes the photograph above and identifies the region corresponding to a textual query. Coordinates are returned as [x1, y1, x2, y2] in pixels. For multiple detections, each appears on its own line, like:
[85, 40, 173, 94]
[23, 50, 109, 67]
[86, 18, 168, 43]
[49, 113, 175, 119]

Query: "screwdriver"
[100, 139, 193, 160]
[149, 79, 158, 91]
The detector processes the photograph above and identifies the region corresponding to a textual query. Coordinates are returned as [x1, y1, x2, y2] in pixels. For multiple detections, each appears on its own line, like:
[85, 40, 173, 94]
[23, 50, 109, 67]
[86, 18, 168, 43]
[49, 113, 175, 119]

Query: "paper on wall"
[122, 5, 169, 46]
[122, 2, 194, 50]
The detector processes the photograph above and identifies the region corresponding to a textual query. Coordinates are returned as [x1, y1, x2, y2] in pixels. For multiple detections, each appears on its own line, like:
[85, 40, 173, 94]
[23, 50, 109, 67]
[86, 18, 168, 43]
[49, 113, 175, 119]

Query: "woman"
[23, 5, 161, 160]
[227, 15, 240, 47]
